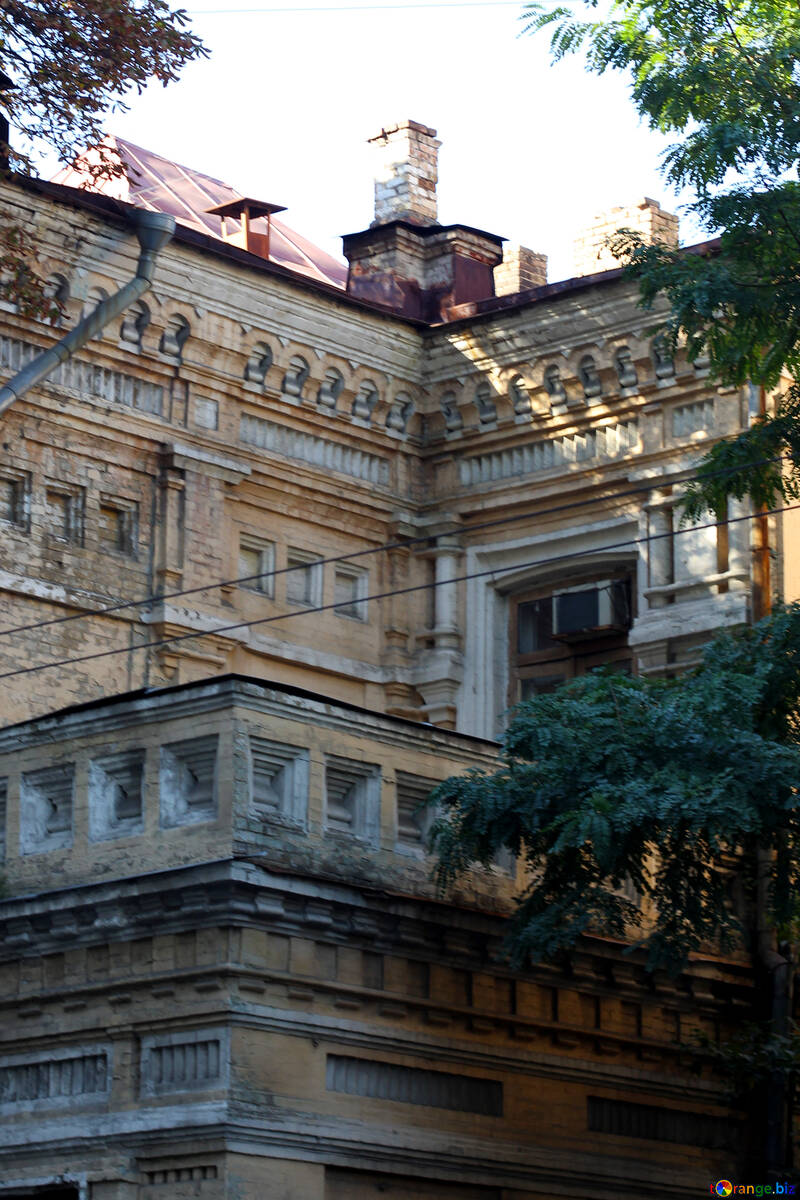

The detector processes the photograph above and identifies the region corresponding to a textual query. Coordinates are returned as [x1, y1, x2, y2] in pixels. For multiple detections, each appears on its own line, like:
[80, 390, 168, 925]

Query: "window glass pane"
[0, 478, 20, 523]
[520, 674, 565, 701]
[517, 597, 555, 654]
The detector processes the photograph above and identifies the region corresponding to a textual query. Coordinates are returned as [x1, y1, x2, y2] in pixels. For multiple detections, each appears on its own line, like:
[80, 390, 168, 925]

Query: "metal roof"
[51, 135, 348, 290]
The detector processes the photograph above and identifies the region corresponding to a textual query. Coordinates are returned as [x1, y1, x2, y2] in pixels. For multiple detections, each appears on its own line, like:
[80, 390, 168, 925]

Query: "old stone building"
[0, 119, 789, 1198]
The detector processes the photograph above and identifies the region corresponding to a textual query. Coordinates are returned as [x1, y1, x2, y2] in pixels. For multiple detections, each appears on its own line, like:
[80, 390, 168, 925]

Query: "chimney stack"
[343, 121, 503, 321]
[494, 245, 548, 296]
[369, 120, 441, 227]
[572, 197, 679, 278]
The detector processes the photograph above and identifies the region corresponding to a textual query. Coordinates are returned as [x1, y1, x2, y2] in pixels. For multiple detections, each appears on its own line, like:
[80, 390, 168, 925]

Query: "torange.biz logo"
[711, 1184, 796, 1196]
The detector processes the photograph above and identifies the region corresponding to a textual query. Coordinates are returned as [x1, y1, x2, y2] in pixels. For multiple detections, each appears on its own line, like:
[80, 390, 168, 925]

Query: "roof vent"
[205, 197, 287, 259]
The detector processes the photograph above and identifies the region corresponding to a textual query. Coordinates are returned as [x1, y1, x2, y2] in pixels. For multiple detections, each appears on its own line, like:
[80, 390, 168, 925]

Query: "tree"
[0, 1, 206, 317]
[431, 606, 800, 1171]
[522, 0, 800, 519]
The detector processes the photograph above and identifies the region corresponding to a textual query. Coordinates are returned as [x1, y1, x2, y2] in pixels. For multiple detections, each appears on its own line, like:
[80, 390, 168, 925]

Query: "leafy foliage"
[523, 0, 800, 514]
[430, 605, 800, 973]
[688, 1022, 800, 1104]
[0, 1, 206, 315]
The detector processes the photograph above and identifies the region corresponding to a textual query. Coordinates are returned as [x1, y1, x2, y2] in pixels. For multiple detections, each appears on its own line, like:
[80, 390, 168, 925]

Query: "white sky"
[35, 0, 707, 283]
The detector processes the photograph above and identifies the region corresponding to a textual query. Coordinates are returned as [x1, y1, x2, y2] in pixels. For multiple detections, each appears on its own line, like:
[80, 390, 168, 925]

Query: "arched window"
[386, 393, 413, 433]
[245, 341, 273, 385]
[615, 346, 638, 389]
[282, 355, 309, 398]
[578, 354, 602, 399]
[160, 314, 190, 360]
[509, 375, 531, 416]
[652, 334, 675, 379]
[440, 391, 462, 432]
[318, 367, 344, 410]
[544, 364, 566, 401]
[119, 300, 150, 351]
[353, 380, 379, 422]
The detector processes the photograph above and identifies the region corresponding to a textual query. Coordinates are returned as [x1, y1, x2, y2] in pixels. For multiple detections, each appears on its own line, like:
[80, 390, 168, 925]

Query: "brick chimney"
[344, 121, 504, 322]
[572, 197, 679, 278]
[370, 120, 440, 226]
[494, 245, 548, 296]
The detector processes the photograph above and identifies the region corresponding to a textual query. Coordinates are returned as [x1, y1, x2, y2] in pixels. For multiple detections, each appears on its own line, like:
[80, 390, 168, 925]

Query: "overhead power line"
[0, 501, 790, 685]
[187, 3, 524, 14]
[0, 455, 778, 642]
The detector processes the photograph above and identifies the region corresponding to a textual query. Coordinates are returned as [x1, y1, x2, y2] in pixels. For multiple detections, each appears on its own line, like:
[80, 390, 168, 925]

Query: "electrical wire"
[0, 454, 779, 641]
[0, 500, 791, 685]
[187, 3, 525, 14]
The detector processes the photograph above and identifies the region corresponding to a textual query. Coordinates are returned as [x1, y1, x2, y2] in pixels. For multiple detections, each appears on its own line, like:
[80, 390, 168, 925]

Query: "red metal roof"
[51, 136, 348, 290]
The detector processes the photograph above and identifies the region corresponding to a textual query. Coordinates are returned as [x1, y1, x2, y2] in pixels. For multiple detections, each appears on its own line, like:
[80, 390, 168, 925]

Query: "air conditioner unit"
[552, 579, 630, 640]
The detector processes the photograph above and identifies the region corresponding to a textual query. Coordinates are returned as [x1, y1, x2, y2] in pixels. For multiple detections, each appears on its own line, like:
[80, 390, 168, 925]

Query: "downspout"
[0, 208, 175, 415]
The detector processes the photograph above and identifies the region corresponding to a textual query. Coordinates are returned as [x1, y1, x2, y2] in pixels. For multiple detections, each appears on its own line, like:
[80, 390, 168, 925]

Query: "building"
[0, 119, 788, 1198]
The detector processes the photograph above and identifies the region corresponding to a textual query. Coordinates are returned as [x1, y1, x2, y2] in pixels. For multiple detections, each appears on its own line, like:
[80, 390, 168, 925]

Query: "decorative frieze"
[458, 420, 638, 487]
[19, 762, 74, 854]
[671, 398, 714, 438]
[141, 1028, 228, 1096]
[249, 736, 309, 828]
[0, 1047, 109, 1108]
[159, 736, 218, 828]
[0, 334, 164, 415]
[326, 1055, 502, 1116]
[587, 1095, 735, 1150]
[324, 757, 381, 844]
[395, 772, 436, 852]
[239, 414, 390, 486]
[88, 748, 145, 842]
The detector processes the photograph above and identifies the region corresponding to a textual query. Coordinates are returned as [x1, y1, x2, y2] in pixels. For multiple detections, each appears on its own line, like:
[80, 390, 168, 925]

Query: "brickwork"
[494, 245, 548, 295]
[0, 133, 795, 1199]
[369, 119, 441, 227]
[572, 196, 679, 277]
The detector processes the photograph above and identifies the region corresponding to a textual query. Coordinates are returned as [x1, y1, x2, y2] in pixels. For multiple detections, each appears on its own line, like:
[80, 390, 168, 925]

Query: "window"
[0, 469, 29, 529]
[286, 548, 322, 606]
[45, 485, 84, 545]
[239, 536, 275, 596]
[99, 496, 138, 557]
[511, 576, 633, 704]
[334, 565, 368, 621]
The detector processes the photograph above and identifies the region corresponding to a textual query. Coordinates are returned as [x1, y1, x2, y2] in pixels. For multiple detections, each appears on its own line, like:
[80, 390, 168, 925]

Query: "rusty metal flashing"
[343, 218, 506, 247]
[6, 174, 428, 330]
[3, 175, 720, 336]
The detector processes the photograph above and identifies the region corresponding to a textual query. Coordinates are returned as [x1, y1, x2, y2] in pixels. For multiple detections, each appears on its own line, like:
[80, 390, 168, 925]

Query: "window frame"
[44, 482, 85, 546]
[238, 534, 276, 597]
[285, 547, 322, 607]
[98, 494, 139, 558]
[509, 571, 634, 706]
[333, 563, 368, 622]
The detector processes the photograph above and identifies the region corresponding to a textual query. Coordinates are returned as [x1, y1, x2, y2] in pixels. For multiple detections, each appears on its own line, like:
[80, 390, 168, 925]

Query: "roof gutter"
[0, 209, 175, 416]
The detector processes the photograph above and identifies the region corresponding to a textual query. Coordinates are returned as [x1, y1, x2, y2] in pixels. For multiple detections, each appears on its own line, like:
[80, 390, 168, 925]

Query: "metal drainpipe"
[0, 208, 175, 416]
